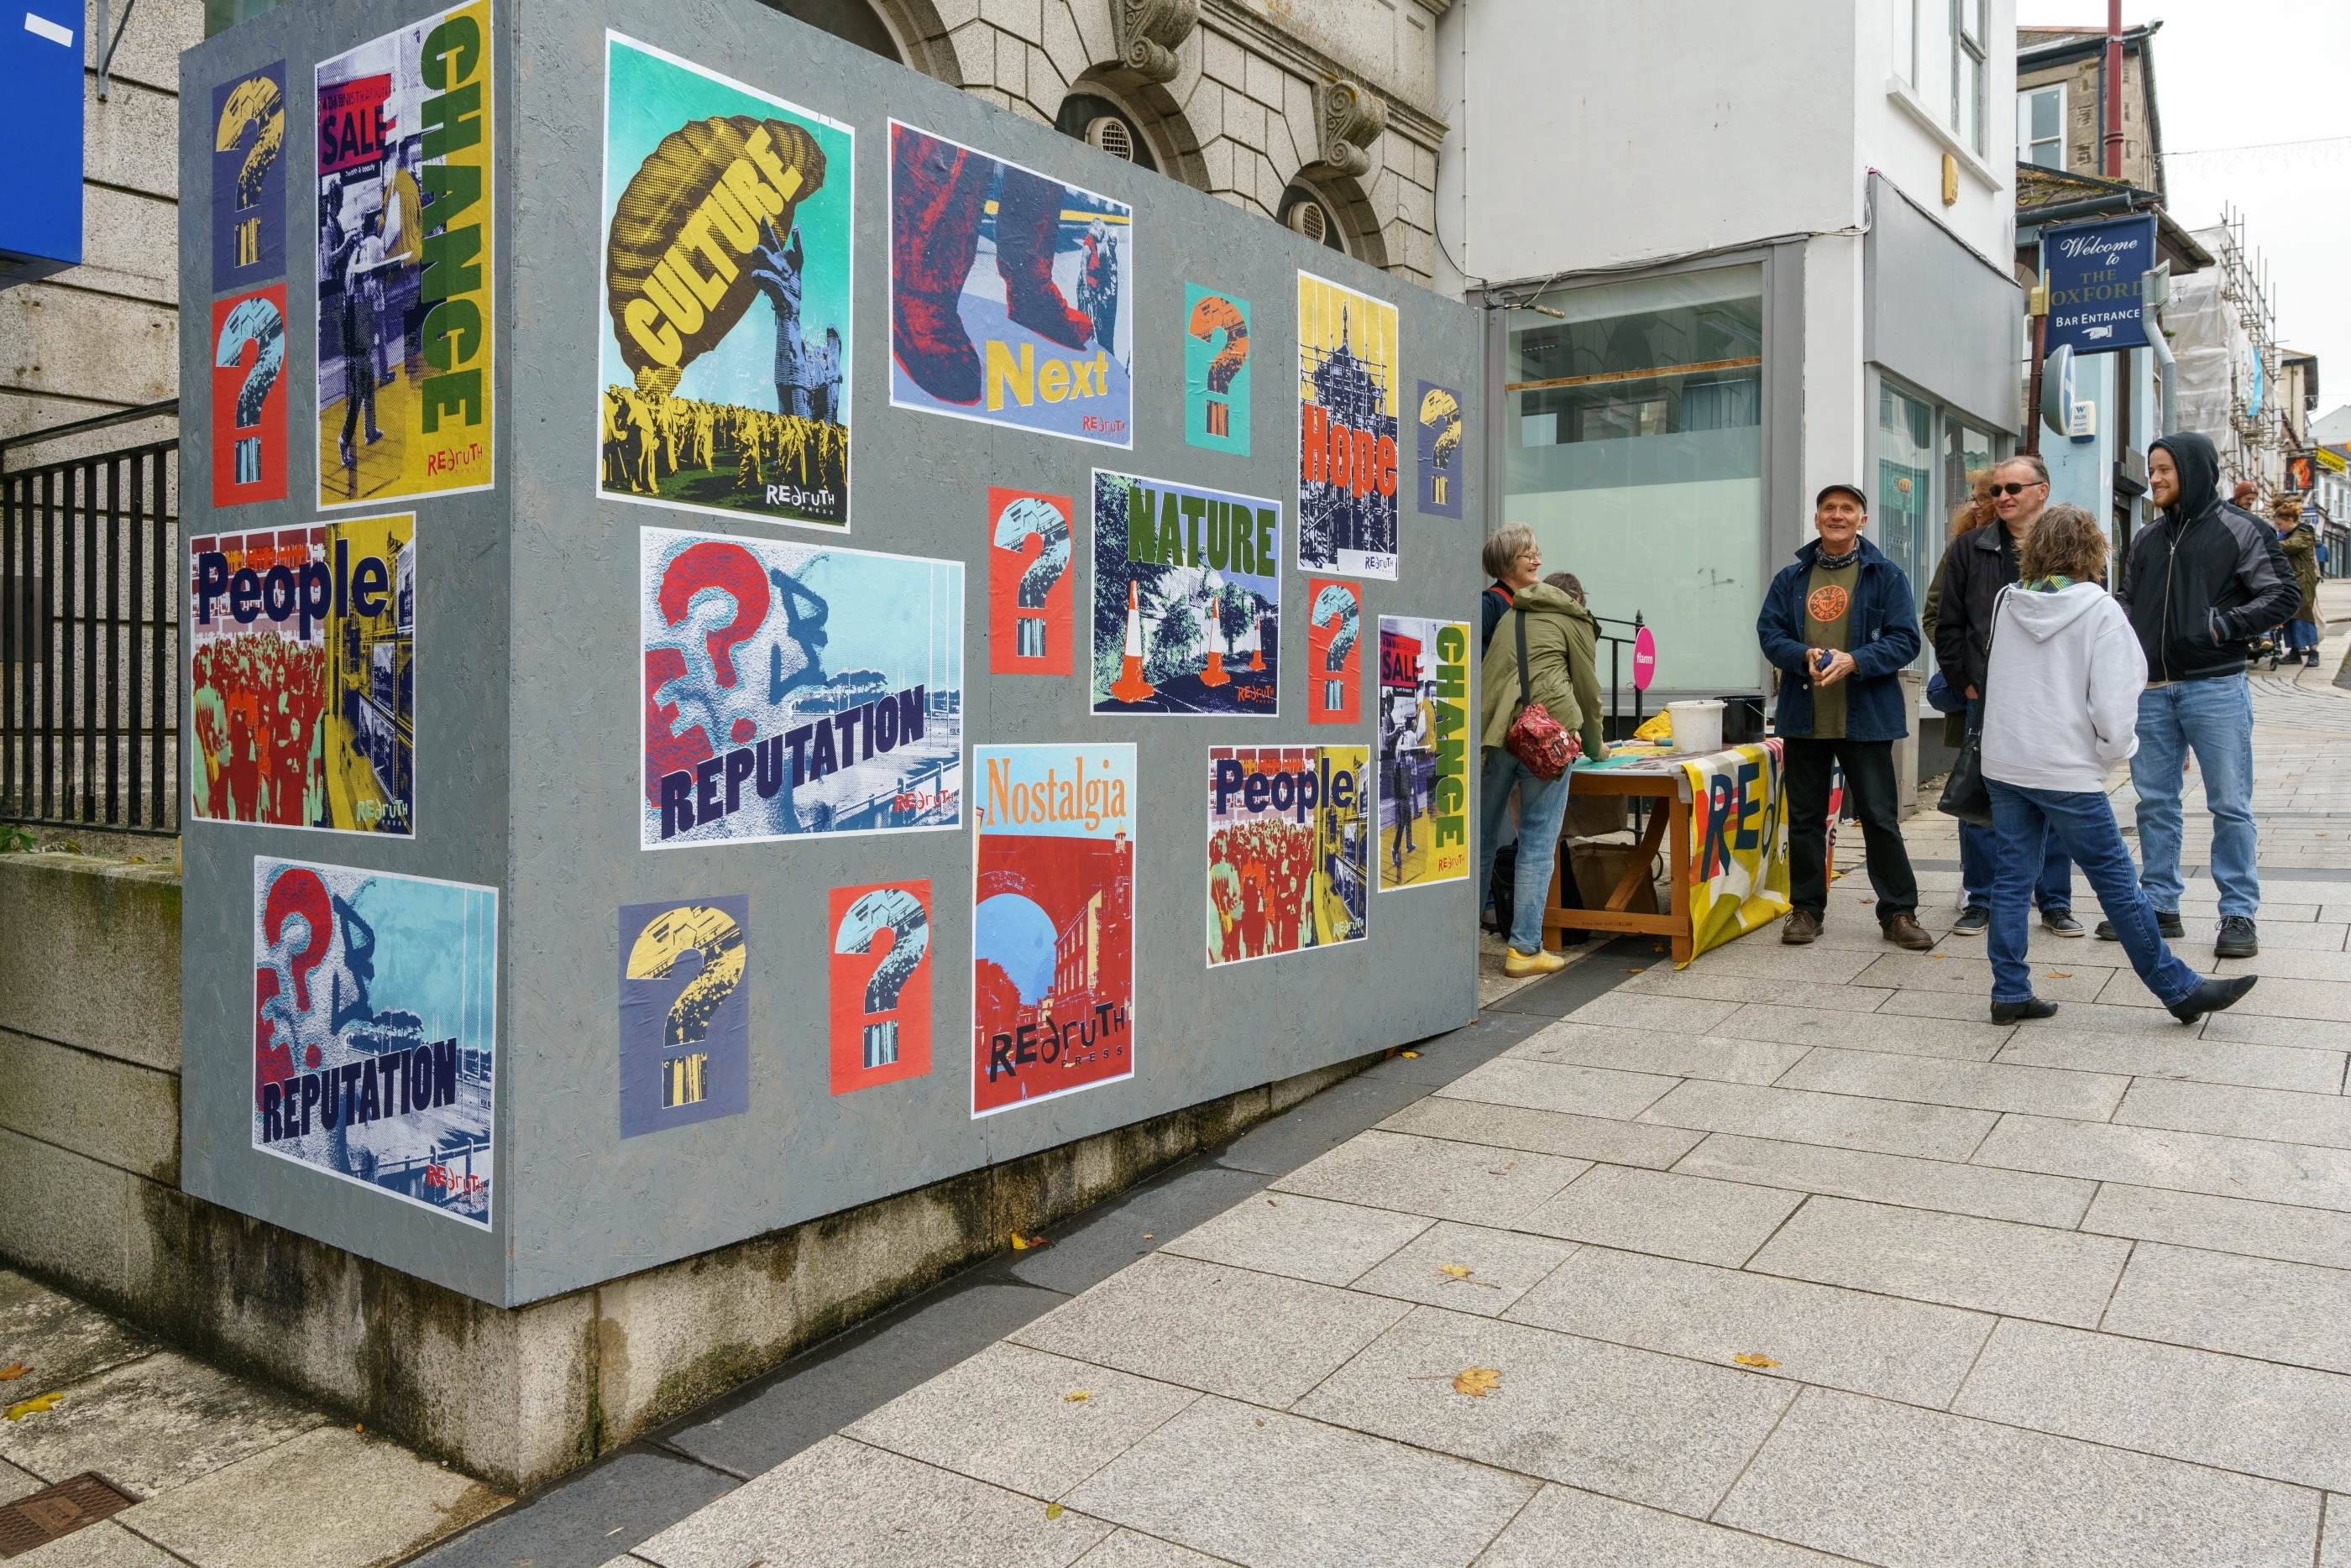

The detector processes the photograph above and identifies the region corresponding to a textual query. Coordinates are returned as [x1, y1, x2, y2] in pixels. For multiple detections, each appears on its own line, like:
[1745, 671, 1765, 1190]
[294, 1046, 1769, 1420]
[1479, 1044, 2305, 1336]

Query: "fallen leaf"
[1734, 1353, 1779, 1368]
[1255, 1418, 1265, 1427]
[5, 1393, 62, 1420]
[1267, 1200, 1278, 1207]
[0, 1362, 28, 1382]
[1453, 1367, 1502, 1397]
[1625, 967, 1644, 974]
[1064, 1389, 1090, 1403]
[1142, 1233, 1154, 1239]
[353, 1424, 364, 1435]
[1437, 1263, 1473, 1278]
[1400, 1050, 1420, 1058]
[1045, 1503, 1065, 1521]
[1487, 1161, 1516, 1174]
[1011, 1231, 1029, 1250]
[2047, 971, 2072, 980]
[1859, 896, 1876, 904]
[1011, 1231, 1050, 1250]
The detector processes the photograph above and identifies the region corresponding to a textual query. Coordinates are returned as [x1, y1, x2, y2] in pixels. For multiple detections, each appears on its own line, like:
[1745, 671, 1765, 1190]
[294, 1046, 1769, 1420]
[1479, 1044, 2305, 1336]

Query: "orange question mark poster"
[1185, 285, 1250, 456]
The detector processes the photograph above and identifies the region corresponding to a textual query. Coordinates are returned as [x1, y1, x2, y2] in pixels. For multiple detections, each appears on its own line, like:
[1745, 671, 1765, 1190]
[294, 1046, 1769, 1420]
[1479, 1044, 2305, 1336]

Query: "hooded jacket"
[2117, 432, 2300, 682]
[1757, 534, 1921, 743]
[1479, 580, 1608, 762]
[1982, 580, 2146, 793]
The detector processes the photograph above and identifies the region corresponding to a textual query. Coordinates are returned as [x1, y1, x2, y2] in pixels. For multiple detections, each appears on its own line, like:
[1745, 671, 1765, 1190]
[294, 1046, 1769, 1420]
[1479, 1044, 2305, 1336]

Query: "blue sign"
[0, 4, 85, 283]
[2042, 214, 2156, 358]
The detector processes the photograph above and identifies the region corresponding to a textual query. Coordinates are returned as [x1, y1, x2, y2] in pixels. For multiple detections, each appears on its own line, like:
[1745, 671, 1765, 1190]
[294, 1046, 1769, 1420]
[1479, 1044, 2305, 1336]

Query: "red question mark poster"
[829, 881, 933, 1094]
[212, 285, 290, 507]
[1306, 578, 1361, 724]
[987, 488, 1073, 675]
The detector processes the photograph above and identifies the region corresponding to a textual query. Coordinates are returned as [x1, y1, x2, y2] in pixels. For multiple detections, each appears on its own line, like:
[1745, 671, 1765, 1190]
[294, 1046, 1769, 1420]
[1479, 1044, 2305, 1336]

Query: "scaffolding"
[2168, 207, 2283, 500]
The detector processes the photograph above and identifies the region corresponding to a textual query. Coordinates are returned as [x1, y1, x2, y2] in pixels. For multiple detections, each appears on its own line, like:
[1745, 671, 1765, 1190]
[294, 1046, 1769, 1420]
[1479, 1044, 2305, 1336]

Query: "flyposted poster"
[1184, 284, 1250, 455]
[1375, 616, 1471, 890]
[1682, 740, 1792, 959]
[830, 881, 935, 1095]
[1297, 270, 1399, 579]
[1414, 379, 1463, 519]
[618, 896, 751, 1137]
[1091, 470, 1280, 717]
[1205, 745, 1369, 966]
[212, 286, 291, 507]
[987, 487, 1075, 675]
[212, 61, 287, 290]
[1306, 578, 1361, 726]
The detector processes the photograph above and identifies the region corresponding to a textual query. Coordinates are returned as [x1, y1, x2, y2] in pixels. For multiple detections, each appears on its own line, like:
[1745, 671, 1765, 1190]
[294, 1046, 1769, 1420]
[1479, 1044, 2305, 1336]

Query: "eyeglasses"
[1992, 481, 2044, 496]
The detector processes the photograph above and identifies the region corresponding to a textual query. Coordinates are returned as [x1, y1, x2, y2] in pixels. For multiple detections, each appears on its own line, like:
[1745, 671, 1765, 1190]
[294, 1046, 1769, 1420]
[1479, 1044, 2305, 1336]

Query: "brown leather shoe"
[1782, 911, 1822, 944]
[1882, 912, 1935, 950]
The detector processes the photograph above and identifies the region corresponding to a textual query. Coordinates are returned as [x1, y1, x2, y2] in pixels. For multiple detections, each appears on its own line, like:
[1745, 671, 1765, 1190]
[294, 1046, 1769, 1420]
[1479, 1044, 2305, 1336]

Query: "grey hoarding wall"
[182, 0, 1483, 1309]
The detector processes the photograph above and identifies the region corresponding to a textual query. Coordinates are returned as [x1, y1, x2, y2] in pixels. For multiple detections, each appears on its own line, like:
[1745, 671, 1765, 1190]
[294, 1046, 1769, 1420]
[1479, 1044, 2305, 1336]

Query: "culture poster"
[212, 62, 288, 290]
[600, 34, 853, 530]
[1415, 379, 1463, 519]
[1184, 284, 1249, 455]
[189, 515, 416, 836]
[253, 858, 496, 1227]
[1375, 616, 1472, 890]
[619, 896, 750, 1137]
[1683, 740, 1792, 960]
[889, 121, 1133, 447]
[212, 285, 291, 507]
[1306, 578, 1361, 726]
[1091, 470, 1280, 717]
[1205, 745, 1369, 966]
[829, 881, 933, 1095]
[1297, 271, 1400, 579]
[641, 527, 963, 848]
[987, 487, 1074, 675]
[315, 0, 494, 509]
[973, 745, 1135, 1116]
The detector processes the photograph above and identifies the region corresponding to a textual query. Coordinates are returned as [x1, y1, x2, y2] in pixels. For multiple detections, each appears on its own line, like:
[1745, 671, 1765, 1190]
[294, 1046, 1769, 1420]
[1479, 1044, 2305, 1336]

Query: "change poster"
[1415, 380, 1463, 519]
[830, 881, 934, 1095]
[1375, 616, 1472, 890]
[1296, 270, 1400, 580]
[1683, 739, 1792, 959]
[641, 526, 963, 848]
[889, 121, 1133, 447]
[253, 858, 497, 1227]
[1306, 578, 1361, 725]
[600, 34, 854, 530]
[619, 896, 750, 1137]
[973, 745, 1136, 1116]
[212, 286, 291, 507]
[212, 61, 287, 290]
[189, 515, 416, 836]
[987, 487, 1074, 675]
[315, 0, 494, 509]
[1091, 470, 1280, 717]
[1184, 284, 1249, 455]
[1205, 745, 1369, 967]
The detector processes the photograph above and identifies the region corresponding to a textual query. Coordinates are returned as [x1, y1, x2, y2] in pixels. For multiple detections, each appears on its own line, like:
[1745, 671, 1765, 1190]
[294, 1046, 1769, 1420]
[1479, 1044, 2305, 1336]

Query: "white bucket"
[1667, 699, 1725, 755]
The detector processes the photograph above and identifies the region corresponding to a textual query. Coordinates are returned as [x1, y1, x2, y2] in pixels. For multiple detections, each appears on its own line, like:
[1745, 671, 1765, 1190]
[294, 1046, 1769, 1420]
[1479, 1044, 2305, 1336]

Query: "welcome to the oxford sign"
[2042, 213, 2158, 358]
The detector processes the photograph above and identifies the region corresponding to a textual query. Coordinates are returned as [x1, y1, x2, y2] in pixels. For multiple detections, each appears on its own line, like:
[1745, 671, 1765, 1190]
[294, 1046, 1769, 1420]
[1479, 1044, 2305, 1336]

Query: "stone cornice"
[1199, 0, 1449, 148]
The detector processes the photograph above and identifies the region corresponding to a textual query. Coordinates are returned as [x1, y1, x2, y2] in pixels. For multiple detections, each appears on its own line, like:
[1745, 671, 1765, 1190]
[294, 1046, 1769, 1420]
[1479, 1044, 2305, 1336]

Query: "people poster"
[1416, 380, 1463, 519]
[212, 287, 291, 507]
[618, 896, 751, 1137]
[1297, 270, 1399, 579]
[600, 34, 853, 530]
[1306, 578, 1361, 725]
[889, 121, 1133, 447]
[1091, 470, 1280, 716]
[987, 487, 1075, 675]
[253, 858, 497, 1227]
[315, 0, 494, 508]
[1206, 745, 1369, 966]
[830, 881, 934, 1095]
[1683, 740, 1793, 959]
[212, 62, 287, 291]
[972, 745, 1136, 1116]
[1184, 285, 1249, 455]
[189, 515, 416, 836]
[641, 526, 963, 847]
[1375, 617, 1471, 890]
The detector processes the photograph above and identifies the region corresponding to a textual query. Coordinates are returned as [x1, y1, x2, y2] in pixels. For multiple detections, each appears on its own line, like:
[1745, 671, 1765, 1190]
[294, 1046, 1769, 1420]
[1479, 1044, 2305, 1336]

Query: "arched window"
[756, 0, 904, 65]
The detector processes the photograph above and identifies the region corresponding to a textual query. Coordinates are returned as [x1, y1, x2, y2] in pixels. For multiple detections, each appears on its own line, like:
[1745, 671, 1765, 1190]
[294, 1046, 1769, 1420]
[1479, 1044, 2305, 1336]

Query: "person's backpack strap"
[1515, 607, 1533, 709]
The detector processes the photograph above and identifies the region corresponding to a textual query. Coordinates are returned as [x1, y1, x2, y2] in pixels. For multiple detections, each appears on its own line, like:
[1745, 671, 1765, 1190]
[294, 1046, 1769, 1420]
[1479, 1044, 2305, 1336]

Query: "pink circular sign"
[1632, 626, 1657, 692]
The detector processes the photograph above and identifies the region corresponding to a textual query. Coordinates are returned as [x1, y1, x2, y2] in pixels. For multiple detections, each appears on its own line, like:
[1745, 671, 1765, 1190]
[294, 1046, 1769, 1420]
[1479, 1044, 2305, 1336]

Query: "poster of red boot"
[889, 121, 1133, 447]
[987, 487, 1074, 675]
[1089, 470, 1280, 716]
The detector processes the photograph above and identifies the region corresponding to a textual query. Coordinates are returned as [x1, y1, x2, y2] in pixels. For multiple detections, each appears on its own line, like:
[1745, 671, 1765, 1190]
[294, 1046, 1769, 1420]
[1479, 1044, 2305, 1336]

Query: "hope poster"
[619, 897, 751, 1137]
[1091, 470, 1280, 717]
[1375, 616, 1472, 890]
[1297, 270, 1399, 580]
[987, 487, 1074, 675]
[1205, 745, 1369, 967]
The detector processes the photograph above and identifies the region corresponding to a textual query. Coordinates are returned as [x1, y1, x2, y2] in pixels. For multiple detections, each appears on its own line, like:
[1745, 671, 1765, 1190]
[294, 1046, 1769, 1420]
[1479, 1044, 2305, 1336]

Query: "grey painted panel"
[1864, 174, 2024, 435]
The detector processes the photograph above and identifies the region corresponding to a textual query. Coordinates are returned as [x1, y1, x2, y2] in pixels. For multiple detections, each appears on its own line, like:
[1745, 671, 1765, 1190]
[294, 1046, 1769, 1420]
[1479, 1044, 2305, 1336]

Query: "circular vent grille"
[1086, 116, 1135, 162]
[1287, 199, 1327, 244]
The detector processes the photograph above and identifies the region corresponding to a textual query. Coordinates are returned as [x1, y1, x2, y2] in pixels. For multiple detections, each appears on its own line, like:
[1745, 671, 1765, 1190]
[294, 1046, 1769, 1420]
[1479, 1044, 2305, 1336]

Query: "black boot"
[2169, 974, 2258, 1024]
[1991, 997, 2059, 1024]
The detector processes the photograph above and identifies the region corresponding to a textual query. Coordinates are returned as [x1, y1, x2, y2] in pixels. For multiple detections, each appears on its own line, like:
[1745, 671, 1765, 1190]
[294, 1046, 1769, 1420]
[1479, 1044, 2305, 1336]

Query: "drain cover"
[0, 1473, 138, 1557]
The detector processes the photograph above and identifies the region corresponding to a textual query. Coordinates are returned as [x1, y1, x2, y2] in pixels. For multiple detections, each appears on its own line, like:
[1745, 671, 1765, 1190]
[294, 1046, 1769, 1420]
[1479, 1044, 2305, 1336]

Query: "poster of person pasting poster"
[1375, 615, 1471, 890]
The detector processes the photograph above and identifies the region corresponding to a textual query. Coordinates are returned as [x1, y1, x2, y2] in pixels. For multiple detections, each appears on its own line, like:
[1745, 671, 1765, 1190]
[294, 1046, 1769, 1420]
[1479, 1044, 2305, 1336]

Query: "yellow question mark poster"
[619, 896, 750, 1135]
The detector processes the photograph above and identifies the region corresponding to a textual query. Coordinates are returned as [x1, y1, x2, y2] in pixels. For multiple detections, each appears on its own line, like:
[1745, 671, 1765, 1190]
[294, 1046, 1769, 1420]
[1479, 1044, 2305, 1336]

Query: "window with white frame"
[2018, 84, 2065, 169]
[1897, 0, 1990, 157]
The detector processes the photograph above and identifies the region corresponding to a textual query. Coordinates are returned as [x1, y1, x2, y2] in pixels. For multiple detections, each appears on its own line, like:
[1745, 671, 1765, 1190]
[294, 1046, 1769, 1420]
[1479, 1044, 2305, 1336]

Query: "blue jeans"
[2286, 618, 2318, 651]
[2129, 674, 2259, 919]
[1989, 781, 2202, 1008]
[1959, 703, 2071, 911]
[1480, 747, 1572, 954]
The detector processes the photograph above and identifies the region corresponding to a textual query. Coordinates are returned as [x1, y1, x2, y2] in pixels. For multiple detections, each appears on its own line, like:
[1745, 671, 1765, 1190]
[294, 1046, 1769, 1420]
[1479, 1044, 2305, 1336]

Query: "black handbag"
[1936, 588, 2008, 828]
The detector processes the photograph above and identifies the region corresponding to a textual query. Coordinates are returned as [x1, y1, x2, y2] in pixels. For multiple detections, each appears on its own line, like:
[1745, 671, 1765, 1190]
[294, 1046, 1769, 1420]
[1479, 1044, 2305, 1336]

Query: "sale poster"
[253, 858, 496, 1226]
[1296, 270, 1400, 580]
[600, 34, 854, 530]
[1091, 470, 1280, 717]
[1415, 380, 1463, 519]
[1184, 284, 1250, 455]
[1306, 578, 1361, 725]
[987, 487, 1074, 675]
[618, 897, 751, 1137]
[1205, 745, 1369, 966]
[212, 285, 291, 507]
[829, 881, 934, 1095]
[972, 745, 1135, 1116]
[212, 61, 288, 290]
[1375, 616, 1472, 890]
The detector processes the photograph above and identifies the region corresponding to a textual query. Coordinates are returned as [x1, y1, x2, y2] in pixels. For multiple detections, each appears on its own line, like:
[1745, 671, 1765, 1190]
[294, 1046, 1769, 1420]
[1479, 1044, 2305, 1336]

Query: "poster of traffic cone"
[1374, 615, 1472, 890]
[987, 488, 1074, 675]
[1090, 469, 1280, 717]
[1306, 578, 1361, 725]
[828, 881, 933, 1095]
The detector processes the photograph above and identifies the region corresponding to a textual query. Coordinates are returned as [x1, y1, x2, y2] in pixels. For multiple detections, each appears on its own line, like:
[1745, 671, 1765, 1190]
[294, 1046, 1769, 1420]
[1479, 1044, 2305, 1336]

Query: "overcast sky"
[2023, 3, 2351, 420]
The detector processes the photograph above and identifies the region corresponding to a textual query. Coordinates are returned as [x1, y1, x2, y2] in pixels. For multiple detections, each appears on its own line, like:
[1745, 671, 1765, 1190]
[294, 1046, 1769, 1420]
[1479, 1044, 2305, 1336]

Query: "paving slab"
[1474, 1483, 1858, 1568]
[2200, 946, 2351, 980]
[2096, 970, 2351, 1021]
[1876, 986, 2191, 1038]
[1994, 1029, 2347, 1094]
[2081, 1184, 2351, 1271]
[1269, 1129, 1589, 1223]
[0, 1273, 150, 1395]
[1851, 951, 2118, 1002]
[1155, 1191, 1428, 1287]
[1012, 1164, 1272, 1294]
[1071, 1531, 1236, 1567]
[0, 1349, 327, 1501]
[2326, 1497, 2351, 1568]
[1772, 1044, 2129, 1120]
[1432, 1057, 1681, 1120]
[2116, 1078, 2351, 1151]
[1638, 940, 1883, 985]
[409, 1448, 737, 1568]
[1635, 1079, 1997, 1163]
[2101, 1242, 2351, 1374]
[1376, 1095, 1703, 1169]
[1614, 968, 1897, 1017]
[2192, 922, 2349, 953]
[1700, 1001, 2011, 1062]
[0, 1521, 181, 1565]
[1212, 1075, 1438, 1177]
[1971, 1113, 2351, 1210]
[1558, 993, 1746, 1036]
[1671, 1132, 2096, 1228]
[1344, 1222, 1579, 1319]
[1509, 1164, 1803, 1267]
[1499, 1020, 1810, 1085]
[2204, 1010, 2351, 1051]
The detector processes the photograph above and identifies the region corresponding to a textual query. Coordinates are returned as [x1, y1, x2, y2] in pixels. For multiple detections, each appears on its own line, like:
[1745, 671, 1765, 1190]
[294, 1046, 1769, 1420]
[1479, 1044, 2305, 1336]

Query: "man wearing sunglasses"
[1931, 454, 2080, 938]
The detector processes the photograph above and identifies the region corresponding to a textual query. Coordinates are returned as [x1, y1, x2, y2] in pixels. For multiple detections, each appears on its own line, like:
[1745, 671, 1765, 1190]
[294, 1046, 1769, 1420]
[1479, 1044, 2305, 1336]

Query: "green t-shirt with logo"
[1801, 561, 1861, 740]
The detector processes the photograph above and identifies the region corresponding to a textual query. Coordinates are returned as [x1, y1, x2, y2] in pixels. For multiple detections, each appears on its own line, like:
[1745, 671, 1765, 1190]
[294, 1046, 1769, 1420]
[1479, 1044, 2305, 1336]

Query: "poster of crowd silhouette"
[253, 858, 497, 1226]
[830, 881, 933, 1095]
[889, 121, 1133, 447]
[972, 745, 1135, 1116]
[1296, 271, 1400, 580]
[1090, 470, 1280, 717]
[987, 487, 1074, 675]
[212, 285, 290, 507]
[1376, 616, 1472, 890]
[212, 61, 287, 290]
[1205, 745, 1369, 966]
[315, 0, 494, 509]
[1306, 578, 1361, 725]
[641, 526, 963, 849]
[1184, 284, 1249, 455]
[600, 34, 853, 530]
[188, 515, 416, 836]
[1415, 380, 1463, 520]
[618, 896, 750, 1137]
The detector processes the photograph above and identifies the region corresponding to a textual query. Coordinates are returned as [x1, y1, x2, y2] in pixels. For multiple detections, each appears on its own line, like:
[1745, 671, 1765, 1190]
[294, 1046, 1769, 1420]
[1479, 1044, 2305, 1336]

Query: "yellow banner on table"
[1678, 740, 1790, 962]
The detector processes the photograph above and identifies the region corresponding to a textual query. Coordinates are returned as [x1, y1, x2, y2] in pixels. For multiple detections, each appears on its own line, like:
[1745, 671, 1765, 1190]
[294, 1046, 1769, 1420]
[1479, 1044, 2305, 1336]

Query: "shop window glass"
[1944, 420, 1994, 541]
[1877, 383, 1935, 632]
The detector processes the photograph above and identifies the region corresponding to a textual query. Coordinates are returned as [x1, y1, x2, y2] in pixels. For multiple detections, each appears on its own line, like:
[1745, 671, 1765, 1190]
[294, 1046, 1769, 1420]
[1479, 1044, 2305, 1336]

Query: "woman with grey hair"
[1479, 525, 1542, 937]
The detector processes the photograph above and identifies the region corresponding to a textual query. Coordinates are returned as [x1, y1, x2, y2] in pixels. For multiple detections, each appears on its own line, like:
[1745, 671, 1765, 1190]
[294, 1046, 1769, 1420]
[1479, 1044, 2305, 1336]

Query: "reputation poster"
[1415, 380, 1463, 519]
[1091, 470, 1280, 716]
[600, 34, 854, 530]
[315, 0, 495, 508]
[641, 527, 963, 848]
[212, 286, 291, 507]
[829, 881, 933, 1095]
[189, 515, 416, 835]
[1205, 745, 1369, 966]
[987, 487, 1074, 675]
[1184, 284, 1249, 455]
[1376, 616, 1472, 890]
[1306, 578, 1361, 726]
[889, 121, 1133, 447]
[973, 745, 1135, 1116]
[253, 858, 496, 1226]
[619, 896, 750, 1137]
[1297, 271, 1400, 580]
[212, 62, 288, 290]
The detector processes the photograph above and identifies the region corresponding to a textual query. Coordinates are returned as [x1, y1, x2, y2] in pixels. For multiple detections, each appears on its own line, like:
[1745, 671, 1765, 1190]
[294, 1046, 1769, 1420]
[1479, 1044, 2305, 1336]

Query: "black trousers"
[1783, 736, 1918, 921]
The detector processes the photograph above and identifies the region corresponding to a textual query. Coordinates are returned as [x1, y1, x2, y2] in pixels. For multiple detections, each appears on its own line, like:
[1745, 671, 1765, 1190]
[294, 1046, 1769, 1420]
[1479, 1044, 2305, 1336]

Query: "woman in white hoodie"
[1979, 506, 2257, 1026]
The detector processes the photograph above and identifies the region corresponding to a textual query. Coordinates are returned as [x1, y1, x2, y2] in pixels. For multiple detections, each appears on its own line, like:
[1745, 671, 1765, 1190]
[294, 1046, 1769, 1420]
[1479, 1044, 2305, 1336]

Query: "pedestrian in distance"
[1977, 504, 2257, 1025]
[1758, 483, 1934, 949]
[2108, 432, 2299, 958]
[2270, 496, 2323, 667]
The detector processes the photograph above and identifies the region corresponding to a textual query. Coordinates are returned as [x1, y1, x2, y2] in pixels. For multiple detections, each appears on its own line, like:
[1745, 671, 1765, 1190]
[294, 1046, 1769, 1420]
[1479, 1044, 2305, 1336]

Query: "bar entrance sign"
[2041, 214, 2156, 358]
